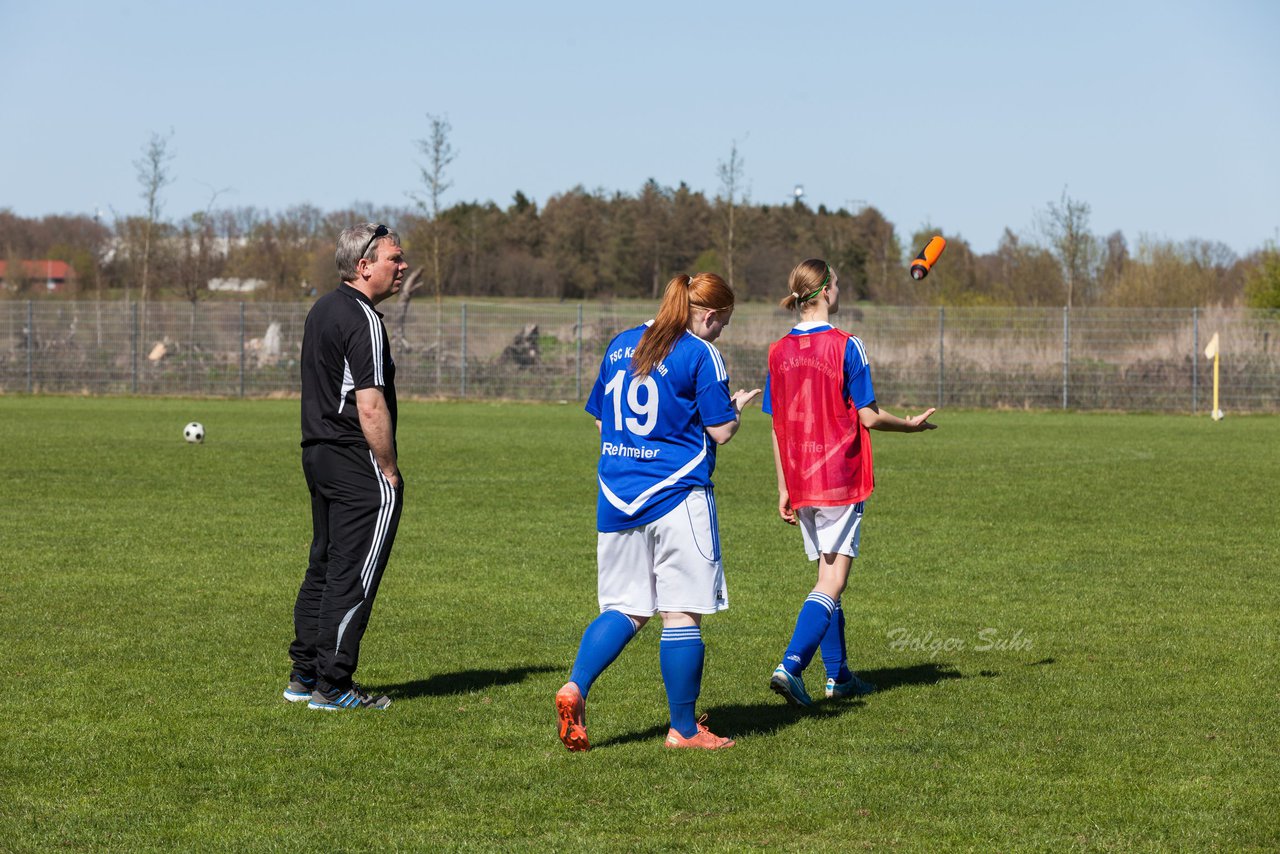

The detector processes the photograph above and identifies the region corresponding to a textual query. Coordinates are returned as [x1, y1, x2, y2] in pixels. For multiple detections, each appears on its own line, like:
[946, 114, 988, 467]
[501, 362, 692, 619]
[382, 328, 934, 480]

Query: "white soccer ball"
[183, 421, 205, 444]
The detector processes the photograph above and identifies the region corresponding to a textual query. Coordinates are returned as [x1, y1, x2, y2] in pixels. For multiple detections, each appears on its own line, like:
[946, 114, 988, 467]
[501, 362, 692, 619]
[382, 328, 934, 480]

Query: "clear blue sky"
[2, 0, 1277, 256]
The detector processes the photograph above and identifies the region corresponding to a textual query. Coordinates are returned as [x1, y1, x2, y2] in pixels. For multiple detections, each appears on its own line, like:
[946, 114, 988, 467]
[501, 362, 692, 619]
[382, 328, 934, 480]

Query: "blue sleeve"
[695, 348, 736, 427]
[845, 337, 876, 409]
[585, 359, 606, 419]
[761, 372, 773, 416]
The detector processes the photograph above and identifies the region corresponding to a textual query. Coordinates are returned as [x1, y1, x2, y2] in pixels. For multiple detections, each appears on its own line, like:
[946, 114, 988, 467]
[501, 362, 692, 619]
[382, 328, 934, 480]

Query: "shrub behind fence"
[1, 300, 1276, 413]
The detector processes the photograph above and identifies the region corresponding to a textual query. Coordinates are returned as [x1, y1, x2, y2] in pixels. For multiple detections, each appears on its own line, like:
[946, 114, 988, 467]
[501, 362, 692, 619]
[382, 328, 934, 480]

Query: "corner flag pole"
[1203, 332, 1222, 421]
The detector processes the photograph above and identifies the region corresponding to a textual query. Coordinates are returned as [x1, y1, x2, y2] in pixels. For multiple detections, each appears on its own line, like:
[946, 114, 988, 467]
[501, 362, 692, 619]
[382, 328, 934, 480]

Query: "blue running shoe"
[307, 682, 391, 711]
[770, 665, 814, 708]
[283, 672, 316, 703]
[825, 673, 876, 699]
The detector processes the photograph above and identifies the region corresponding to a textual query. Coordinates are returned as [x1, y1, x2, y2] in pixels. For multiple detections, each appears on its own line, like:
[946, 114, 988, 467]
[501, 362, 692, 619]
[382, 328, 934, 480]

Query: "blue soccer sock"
[782, 591, 837, 676]
[660, 626, 705, 738]
[820, 598, 853, 684]
[568, 609, 638, 699]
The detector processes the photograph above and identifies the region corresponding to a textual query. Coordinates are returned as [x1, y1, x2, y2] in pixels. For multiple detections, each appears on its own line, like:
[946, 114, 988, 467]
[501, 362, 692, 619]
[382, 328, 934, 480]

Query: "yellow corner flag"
[1204, 332, 1223, 420]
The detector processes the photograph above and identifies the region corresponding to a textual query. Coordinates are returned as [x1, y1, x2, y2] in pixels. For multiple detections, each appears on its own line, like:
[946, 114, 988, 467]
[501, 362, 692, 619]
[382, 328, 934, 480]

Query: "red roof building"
[0, 260, 77, 293]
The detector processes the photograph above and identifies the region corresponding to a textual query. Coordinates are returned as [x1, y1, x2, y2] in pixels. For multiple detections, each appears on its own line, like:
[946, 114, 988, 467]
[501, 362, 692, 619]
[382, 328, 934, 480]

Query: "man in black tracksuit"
[284, 223, 408, 711]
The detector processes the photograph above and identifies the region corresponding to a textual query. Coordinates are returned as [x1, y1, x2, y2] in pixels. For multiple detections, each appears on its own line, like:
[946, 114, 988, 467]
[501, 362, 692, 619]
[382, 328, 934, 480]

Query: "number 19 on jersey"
[604, 370, 660, 437]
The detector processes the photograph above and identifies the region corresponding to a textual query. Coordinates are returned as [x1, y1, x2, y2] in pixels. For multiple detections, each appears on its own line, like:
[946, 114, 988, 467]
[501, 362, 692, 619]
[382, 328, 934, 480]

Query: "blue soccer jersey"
[761, 321, 875, 416]
[586, 323, 737, 533]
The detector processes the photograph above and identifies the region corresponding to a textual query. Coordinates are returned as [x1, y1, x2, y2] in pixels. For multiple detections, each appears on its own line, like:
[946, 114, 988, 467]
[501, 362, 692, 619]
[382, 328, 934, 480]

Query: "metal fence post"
[461, 303, 468, 398]
[1062, 306, 1070, 410]
[239, 303, 246, 399]
[131, 301, 139, 394]
[937, 307, 945, 409]
[26, 301, 34, 393]
[576, 303, 584, 400]
[1192, 307, 1199, 413]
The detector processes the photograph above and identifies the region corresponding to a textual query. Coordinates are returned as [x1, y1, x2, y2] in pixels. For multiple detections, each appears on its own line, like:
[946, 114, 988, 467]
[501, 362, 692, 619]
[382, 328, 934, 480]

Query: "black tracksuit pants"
[289, 443, 403, 693]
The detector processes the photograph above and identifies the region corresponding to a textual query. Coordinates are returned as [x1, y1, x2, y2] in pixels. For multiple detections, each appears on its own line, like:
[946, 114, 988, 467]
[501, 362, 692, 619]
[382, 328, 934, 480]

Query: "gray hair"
[335, 222, 401, 282]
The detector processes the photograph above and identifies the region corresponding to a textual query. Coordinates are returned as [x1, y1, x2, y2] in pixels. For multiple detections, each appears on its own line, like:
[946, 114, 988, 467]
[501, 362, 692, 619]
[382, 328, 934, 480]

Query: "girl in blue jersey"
[765, 258, 937, 708]
[556, 273, 760, 751]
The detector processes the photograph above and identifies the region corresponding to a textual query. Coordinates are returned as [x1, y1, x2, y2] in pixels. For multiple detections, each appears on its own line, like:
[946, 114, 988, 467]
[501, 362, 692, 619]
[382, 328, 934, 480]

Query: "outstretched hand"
[732, 388, 763, 413]
[907, 407, 938, 431]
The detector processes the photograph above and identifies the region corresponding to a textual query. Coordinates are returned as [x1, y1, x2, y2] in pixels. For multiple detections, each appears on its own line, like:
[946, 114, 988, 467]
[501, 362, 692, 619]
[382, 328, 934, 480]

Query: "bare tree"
[984, 227, 1063, 306]
[1040, 187, 1097, 308]
[181, 184, 231, 306]
[411, 115, 456, 379]
[716, 140, 746, 287]
[134, 130, 175, 340]
[412, 114, 457, 304]
[393, 267, 427, 350]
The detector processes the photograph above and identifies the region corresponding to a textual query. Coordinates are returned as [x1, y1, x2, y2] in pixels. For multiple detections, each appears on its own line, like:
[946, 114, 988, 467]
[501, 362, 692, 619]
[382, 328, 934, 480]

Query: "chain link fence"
[1, 299, 1277, 413]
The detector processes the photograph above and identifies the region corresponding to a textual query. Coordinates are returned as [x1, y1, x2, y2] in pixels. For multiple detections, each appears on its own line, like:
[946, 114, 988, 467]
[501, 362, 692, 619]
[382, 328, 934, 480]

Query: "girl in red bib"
[763, 258, 937, 707]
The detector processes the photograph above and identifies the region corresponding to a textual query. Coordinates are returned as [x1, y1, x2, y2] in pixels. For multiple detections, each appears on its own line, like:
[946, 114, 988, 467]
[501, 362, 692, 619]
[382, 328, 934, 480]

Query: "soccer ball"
[183, 422, 205, 444]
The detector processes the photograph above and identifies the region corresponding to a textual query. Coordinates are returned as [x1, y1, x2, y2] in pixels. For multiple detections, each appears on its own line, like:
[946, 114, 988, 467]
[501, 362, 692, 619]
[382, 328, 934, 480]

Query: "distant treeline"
[2, 182, 1277, 308]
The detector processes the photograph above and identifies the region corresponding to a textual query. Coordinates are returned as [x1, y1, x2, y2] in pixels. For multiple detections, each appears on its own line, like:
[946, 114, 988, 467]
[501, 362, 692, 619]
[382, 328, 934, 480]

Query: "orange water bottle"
[910, 236, 947, 280]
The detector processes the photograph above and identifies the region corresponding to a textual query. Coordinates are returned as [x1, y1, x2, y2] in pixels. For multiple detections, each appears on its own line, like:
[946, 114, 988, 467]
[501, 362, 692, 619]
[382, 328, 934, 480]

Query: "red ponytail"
[631, 273, 735, 377]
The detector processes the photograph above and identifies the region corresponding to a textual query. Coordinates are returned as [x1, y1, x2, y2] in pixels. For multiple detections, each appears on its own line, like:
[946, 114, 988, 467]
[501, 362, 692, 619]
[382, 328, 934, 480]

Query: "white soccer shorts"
[796, 501, 865, 560]
[596, 487, 729, 616]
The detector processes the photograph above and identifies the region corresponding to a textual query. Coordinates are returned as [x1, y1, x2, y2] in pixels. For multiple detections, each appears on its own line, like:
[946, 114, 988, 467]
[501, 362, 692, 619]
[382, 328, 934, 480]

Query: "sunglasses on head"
[359, 224, 389, 262]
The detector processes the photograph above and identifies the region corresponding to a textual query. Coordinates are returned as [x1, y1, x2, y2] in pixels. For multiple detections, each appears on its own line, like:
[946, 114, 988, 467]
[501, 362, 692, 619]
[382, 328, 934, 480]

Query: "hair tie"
[796, 264, 831, 303]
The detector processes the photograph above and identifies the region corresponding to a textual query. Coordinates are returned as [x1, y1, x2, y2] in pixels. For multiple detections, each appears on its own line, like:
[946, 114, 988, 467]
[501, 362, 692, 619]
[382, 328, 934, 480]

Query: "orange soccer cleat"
[663, 715, 735, 750]
[555, 683, 590, 752]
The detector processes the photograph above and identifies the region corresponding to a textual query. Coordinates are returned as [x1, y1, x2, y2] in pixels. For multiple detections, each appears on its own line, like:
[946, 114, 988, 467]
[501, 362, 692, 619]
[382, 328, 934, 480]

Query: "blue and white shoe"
[307, 683, 391, 711]
[769, 665, 814, 708]
[283, 673, 317, 703]
[825, 673, 876, 699]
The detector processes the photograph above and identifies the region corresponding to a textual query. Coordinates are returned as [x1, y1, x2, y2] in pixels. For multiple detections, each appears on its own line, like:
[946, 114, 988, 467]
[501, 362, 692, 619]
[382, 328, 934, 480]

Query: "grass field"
[1, 396, 1276, 851]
